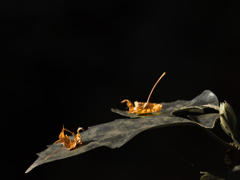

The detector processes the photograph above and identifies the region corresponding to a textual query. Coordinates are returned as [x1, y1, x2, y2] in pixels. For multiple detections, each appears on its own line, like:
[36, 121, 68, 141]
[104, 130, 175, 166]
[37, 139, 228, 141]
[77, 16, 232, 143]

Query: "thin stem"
[144, 72, 166, 108]
[45, 146, 65, 160]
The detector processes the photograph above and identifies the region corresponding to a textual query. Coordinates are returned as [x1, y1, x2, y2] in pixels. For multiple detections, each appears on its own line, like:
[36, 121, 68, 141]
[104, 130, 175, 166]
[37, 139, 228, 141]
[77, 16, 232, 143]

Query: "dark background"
[1, 0, 240, 179]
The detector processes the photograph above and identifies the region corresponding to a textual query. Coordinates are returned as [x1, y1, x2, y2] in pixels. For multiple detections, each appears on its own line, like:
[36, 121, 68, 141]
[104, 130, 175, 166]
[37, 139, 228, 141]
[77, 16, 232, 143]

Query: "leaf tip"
[25, 166, 33, 174]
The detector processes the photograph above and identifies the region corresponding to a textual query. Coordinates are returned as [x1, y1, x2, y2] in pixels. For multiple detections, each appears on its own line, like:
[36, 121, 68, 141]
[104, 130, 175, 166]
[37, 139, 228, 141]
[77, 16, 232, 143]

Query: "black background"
[1, 1, 240, 180]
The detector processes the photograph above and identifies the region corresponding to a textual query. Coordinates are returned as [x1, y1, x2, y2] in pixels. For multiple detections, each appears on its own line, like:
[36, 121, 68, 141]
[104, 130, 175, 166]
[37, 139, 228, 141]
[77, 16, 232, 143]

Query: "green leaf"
[25, 90, 230, 173]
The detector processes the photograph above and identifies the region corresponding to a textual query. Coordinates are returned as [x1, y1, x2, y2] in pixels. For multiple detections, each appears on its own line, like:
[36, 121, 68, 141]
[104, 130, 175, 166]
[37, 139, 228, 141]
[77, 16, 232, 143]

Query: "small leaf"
[220, 101, 240, 148]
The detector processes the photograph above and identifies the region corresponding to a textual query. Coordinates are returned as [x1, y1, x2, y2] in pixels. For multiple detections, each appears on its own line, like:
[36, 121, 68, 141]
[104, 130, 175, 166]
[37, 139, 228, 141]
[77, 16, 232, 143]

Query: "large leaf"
[25, 90, 230, 173]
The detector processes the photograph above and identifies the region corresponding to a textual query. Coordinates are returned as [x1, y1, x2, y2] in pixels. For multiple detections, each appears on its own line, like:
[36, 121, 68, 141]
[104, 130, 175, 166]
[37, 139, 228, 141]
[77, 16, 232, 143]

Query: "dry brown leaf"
[45, 125, 84, 160]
